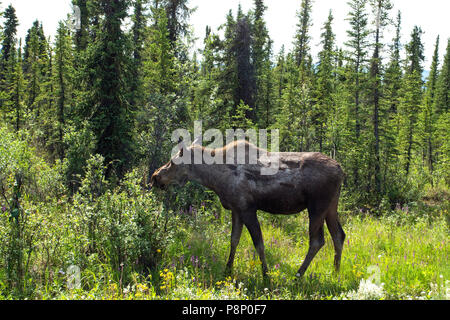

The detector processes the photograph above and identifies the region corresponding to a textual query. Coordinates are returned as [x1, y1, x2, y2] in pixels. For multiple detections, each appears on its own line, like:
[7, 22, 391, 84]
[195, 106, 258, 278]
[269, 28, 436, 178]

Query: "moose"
[150, 139, 346, 278]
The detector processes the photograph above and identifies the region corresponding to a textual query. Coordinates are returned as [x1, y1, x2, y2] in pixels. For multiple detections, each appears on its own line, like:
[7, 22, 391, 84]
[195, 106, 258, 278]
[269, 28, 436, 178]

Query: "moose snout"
[150, 174, 167, 190]
[150, 174, 158, 189]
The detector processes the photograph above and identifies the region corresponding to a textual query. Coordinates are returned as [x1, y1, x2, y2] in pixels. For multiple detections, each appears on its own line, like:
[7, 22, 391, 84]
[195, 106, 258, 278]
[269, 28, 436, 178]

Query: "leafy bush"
[72, 156, 178, 286]
[0, 126, 65, 297]
[63, 123, 96, 193]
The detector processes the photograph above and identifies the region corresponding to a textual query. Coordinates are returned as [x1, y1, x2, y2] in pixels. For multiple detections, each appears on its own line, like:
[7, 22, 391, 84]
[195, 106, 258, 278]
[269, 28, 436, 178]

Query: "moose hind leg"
[326, 210, 345, 273]
[242, 211, 268, 277]
[296, 217, 325, 278]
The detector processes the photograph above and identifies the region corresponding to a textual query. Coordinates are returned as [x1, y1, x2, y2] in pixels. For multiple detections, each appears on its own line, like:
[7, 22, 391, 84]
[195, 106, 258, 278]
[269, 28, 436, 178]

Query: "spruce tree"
[345, 0, 370, 188]
[3, 38, 24, 131]
[433, 39, 450, 184]
[345, 0, 369, 138]
[54, 21, 74, 160]
[384, 11, 402, 114]
[276, 51, 313, 152]
[215, 6, 257, 125]
[294, 0, 313, 77]
[155, 0, 193, 52]
[234, 14, 255, 122]
[382, 11, 403, 188]
[72, 0, 89, 51]
[434, 39, 450, 115]
[144, 7, 176, 95]
[0, 5, 18, 75]
[23, 21, 47, 72]
[252, 0, 272, 127]
[0, 4, 18, 116]
[139, 7, 178, 176]
[80, 0, 134, 177]
[130, 0, 149, 109]
[273, 46, 287, 116]
[369, 0, 392, 194]
[314, 10, 335, 152]
[193, 26, 222, 126]
[398, 26, 424, 175]
[12, 41, 24, 132]
[23, 21, 49, 120]
[259, 39, 274, 128]
[420, 36, 439, 175]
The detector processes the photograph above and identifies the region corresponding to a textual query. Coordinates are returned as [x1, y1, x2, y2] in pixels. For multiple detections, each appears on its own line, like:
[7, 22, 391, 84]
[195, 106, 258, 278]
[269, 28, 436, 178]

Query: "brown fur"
[151, 140, 346, 278]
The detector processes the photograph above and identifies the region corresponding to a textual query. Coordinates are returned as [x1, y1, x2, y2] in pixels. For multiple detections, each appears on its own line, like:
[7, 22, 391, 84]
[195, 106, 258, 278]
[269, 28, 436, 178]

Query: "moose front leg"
[225, 211, 243, 276]
[241, 210, 268, 278]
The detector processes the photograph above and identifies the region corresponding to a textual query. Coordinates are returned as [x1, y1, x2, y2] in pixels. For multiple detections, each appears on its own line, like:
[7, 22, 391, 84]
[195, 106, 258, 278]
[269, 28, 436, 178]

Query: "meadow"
[64, 204, 449, 300]
[0, 0, 449, 302]
[3, 184, 445, 301]
[0, 127, 448, 301]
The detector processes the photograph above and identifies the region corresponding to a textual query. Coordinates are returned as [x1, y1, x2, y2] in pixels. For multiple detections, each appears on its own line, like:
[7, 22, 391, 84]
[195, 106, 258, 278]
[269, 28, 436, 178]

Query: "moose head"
[150, 137, 200, 190]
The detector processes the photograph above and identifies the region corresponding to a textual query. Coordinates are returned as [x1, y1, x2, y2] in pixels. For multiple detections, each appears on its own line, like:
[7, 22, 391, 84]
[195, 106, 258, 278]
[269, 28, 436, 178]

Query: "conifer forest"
[0, 0, 448, 300]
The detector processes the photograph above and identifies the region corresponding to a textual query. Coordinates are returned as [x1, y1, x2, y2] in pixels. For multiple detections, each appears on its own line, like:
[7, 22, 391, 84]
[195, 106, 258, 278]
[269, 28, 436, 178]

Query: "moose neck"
[186, 146, 224, 193]
[187, 164, 220, 191]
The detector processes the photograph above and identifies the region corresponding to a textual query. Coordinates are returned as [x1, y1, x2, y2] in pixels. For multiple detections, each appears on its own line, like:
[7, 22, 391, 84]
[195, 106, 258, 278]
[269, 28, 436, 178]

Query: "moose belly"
[256, 191, 307, 215]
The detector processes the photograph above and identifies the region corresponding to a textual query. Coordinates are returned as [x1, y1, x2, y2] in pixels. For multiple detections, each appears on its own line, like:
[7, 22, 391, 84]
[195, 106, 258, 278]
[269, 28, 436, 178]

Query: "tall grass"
[38, 201, 448, 301]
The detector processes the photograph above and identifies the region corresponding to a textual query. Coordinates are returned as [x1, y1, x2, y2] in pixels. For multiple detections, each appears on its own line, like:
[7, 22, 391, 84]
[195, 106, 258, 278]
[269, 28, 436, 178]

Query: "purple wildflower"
[271, 237, 278, 246]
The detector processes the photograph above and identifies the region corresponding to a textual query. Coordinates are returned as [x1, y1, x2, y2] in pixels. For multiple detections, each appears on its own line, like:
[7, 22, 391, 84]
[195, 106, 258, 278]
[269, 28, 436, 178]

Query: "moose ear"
[177, 137, 186, 157]
[191, 136, 202, 146]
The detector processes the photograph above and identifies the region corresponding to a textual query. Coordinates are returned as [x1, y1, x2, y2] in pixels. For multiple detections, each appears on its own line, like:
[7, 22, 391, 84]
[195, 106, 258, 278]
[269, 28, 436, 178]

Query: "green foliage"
[275, 54, 314, 152]
[0, 126, 64, 296]
[52, 21, 75, 160]
[294, 0, 313, 74]
[0, 4, 18, 72]
[232, 101, 255, 130]
[23, 202, 448, 300]
[434, 39, 450, 116]
[0, 135, 178, 298]
[0, 0, 449, 301]
[75, 0, 135, 178]
[63, 123, 96, 192]
[314, 11, 336, 153]
[73, 160, 177, 281]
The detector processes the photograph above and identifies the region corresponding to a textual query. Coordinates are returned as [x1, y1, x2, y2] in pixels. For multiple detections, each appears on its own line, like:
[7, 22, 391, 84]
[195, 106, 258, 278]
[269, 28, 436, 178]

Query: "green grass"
[50, 204, 449, 300]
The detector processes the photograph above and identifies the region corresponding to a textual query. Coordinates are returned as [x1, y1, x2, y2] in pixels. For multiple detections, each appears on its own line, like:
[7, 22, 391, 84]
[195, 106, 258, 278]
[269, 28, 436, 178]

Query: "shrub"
[72, 158, 178, 286]
[0, 126, 65, 297]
